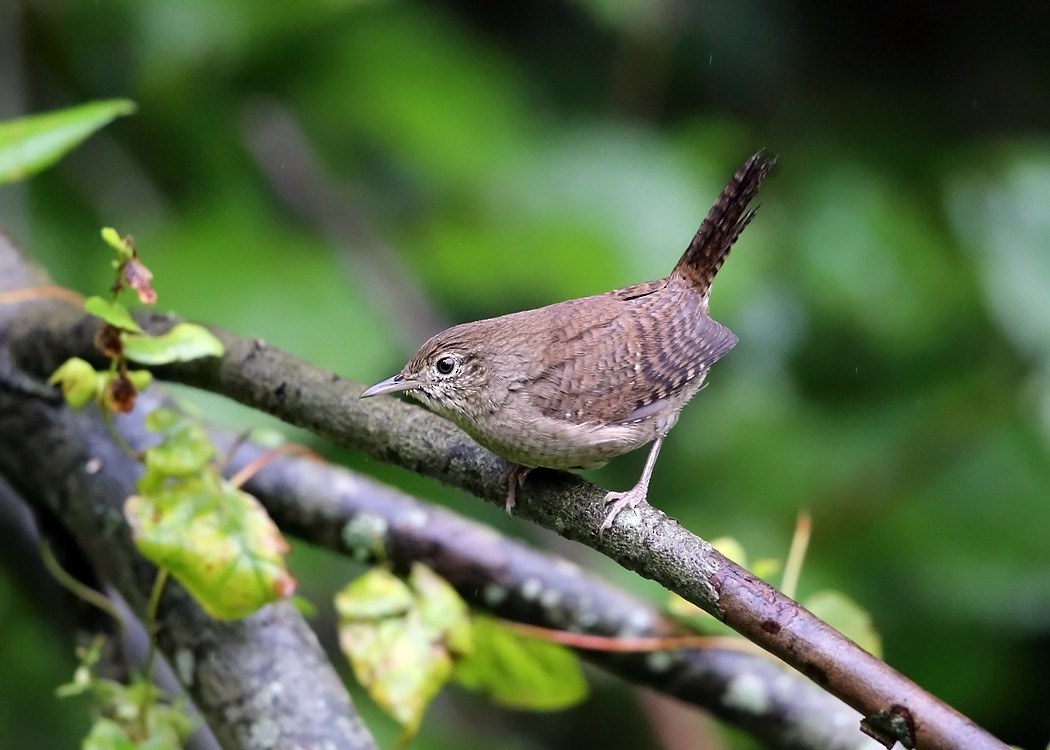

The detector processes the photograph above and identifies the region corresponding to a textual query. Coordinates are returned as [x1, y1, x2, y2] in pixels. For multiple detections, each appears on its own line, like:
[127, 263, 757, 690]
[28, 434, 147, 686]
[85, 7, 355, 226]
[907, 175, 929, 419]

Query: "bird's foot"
[599, 486, 649, 537]
[500, 464, 532, 515]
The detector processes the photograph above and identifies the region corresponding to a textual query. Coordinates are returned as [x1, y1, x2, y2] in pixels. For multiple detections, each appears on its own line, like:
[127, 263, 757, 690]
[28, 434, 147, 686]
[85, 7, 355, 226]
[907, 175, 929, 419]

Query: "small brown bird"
[363, 151, 775, 534]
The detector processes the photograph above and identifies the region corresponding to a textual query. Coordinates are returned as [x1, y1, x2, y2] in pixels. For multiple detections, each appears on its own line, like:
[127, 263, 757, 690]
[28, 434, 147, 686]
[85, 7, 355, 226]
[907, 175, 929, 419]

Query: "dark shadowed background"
[1, 1, 1048, 748]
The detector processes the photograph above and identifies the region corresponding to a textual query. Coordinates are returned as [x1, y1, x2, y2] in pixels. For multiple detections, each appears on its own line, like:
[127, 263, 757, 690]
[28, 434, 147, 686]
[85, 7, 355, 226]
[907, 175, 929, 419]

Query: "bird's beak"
[360, 374, 418, 399]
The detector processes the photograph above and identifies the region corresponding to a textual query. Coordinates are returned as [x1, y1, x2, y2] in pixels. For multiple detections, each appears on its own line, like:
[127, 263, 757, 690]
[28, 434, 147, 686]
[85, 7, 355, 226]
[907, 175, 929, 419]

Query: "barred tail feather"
[671, 150, 776, 302]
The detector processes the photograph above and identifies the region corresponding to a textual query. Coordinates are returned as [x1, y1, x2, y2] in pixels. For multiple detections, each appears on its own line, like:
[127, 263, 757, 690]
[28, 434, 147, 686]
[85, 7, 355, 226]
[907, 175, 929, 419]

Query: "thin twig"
[502, 620, 763, 656]
[0, 285, 84, 307]
[39, 539, 124, 630]
[138, 568, 170, 738]
[781, 510, 812, 600]
[226, 443, 320, 490]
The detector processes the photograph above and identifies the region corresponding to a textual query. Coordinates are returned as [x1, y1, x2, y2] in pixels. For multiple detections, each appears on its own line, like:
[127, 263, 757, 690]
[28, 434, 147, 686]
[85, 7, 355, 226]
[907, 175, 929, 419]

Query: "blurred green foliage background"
[2, 1, 1049, 748]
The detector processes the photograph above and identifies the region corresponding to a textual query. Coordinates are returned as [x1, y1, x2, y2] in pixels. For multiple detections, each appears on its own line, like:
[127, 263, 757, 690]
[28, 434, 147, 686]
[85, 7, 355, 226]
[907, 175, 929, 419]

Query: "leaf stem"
[139, 568, 170, 737]
[780, 510, 812, 600]
[101, 407, 139, 461]
[39, 539, 124, 631]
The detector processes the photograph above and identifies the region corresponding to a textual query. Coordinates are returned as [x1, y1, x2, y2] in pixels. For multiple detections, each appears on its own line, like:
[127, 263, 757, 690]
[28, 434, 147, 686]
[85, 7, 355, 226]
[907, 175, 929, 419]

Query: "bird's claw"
[598, 487, 648, 538]
[500, 464, 532, 515]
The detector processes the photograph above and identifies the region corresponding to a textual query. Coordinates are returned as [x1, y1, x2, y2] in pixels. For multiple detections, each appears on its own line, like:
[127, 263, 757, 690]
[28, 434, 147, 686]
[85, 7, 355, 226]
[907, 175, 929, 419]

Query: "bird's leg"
[599, 437, 664, 537]
[500, 463, 532, 515]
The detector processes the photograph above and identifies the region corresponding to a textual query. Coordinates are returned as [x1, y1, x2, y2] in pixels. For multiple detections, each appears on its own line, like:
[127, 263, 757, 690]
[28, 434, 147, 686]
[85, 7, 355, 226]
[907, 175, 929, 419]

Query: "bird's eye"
[435, 356, 457, 375]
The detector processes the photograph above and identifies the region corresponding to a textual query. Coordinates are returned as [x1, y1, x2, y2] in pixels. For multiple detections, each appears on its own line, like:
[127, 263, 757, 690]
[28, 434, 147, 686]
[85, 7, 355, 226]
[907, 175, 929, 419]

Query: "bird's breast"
[459, 404, 666, 470]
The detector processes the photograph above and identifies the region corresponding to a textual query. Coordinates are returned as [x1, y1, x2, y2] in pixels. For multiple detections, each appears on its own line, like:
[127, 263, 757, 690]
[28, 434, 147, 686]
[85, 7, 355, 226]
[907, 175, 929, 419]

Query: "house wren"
[362, 151, 775, 534]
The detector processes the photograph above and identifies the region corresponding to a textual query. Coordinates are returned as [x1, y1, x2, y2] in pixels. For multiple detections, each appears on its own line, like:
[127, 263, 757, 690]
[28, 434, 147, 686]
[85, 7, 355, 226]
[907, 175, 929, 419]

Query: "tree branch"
[0, 242, 378, 750]
[0, 239, 878, 750]
[0, 389, 378, 750]
[221, 432, 885, 750]
[0, 234, 1007, 750]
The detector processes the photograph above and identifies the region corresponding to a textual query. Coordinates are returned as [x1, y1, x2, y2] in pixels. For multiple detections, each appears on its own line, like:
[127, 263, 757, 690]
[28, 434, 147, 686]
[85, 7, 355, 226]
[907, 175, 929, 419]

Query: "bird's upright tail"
[670, 150, 776, 304]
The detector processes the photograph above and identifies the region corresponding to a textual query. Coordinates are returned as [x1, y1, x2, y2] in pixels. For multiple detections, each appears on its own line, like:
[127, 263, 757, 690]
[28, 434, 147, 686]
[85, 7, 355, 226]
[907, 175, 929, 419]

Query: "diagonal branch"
[1, 242, 876, 750]
[221, 432, 885, 750]
[0, 235, 1007, 750]
[2, 336, 882, 749]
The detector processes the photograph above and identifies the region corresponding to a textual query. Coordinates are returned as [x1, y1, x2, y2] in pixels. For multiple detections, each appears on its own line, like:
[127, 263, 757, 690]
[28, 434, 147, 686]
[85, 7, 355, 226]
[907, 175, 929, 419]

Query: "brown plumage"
[362, 151, 775, 534]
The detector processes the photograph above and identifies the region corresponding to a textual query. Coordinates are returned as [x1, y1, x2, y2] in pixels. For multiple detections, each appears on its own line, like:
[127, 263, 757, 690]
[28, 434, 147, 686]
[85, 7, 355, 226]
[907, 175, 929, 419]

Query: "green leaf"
[337, 564, 585, 736]
[101, 227, 135, 261]
[0, 99, 136, 185]
[143, 407, 182, 432]
[82, 698, 190, 750]
[291, 595, 318, 618]
[56, 638, 105, 698]
[123, 323, 225, 365]
[48, 357, 101, 408]
[83, 295, 143, 333]
[141, 411, 215, 480]
[335, 564, 473, 739]
[804, 590, 883, 659]
[334, 568, 415, 621]
[125, 472, 296, 620]
[666, 591, 701, 619]
[666, 592, 737, 637]
[126, 369, 154, 390]
[751, 557, 784, 581]
[710, 536, 748, 567]
[410, 562, 472, 655]
[65, 645, 195, 749]
[83, 718, 139, 750]
[339, 612, 453, 738]
[453, 615, 588, 710]
[106, 679, 195, 749]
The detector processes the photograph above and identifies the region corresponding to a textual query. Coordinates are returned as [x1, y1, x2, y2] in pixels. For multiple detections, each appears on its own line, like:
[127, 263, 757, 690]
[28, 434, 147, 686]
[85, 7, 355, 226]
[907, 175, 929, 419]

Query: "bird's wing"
[527, 282, 737, 426]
